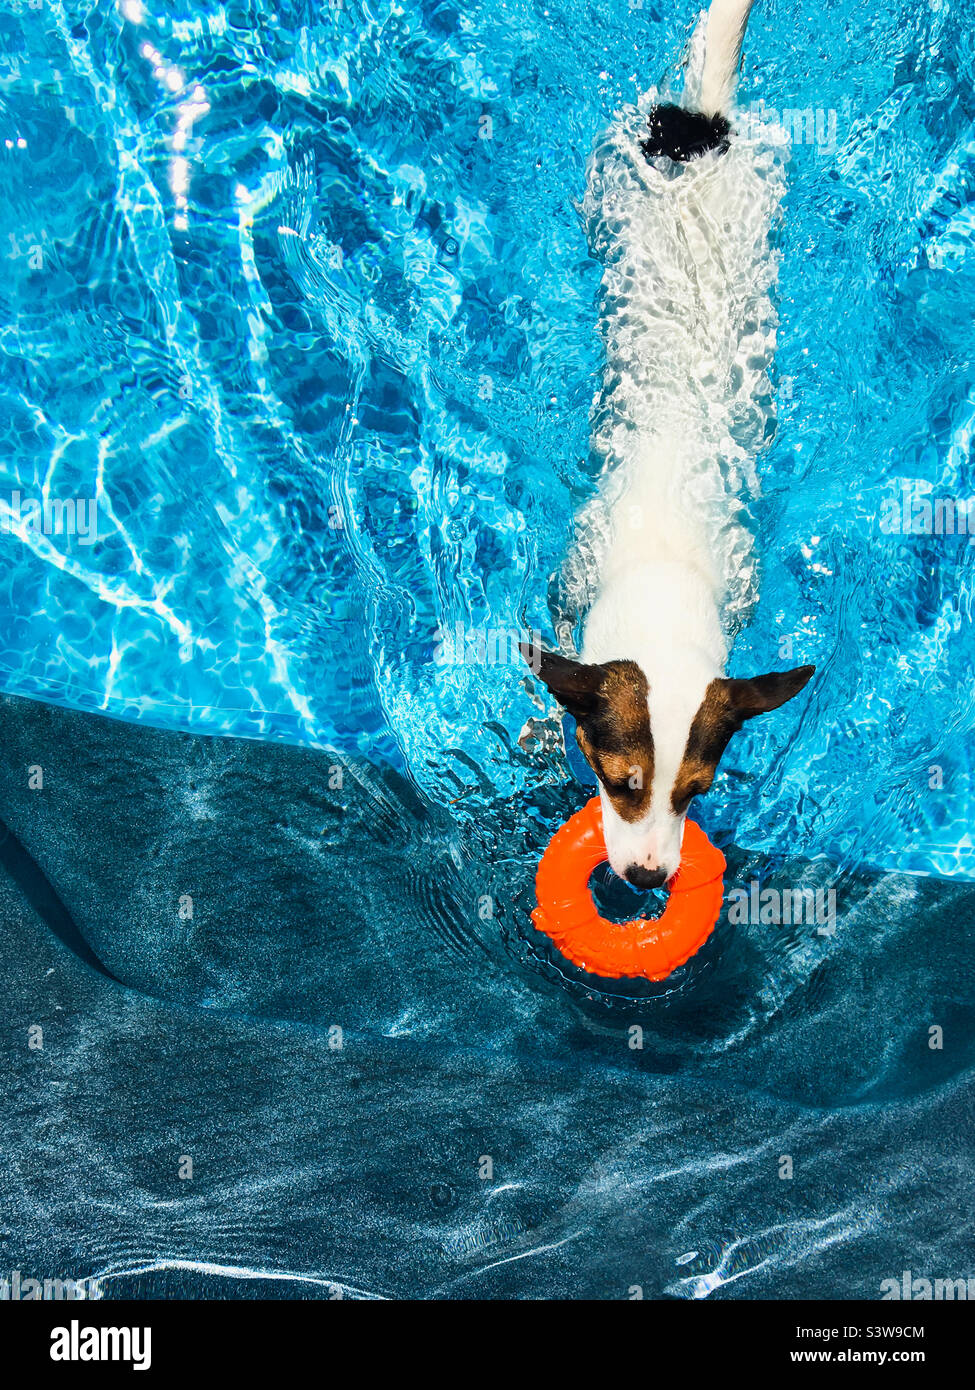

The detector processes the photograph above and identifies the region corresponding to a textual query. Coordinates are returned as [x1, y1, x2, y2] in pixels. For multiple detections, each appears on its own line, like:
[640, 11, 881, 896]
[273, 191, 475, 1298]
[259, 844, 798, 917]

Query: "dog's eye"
[602, 777, 629, 795]
[674, 778, 711, 813]
[601, 774, 638, 797]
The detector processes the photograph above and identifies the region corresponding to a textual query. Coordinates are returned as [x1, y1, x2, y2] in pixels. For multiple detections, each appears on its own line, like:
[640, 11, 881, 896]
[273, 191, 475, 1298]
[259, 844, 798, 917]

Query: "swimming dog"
[524, 0, 813, 889]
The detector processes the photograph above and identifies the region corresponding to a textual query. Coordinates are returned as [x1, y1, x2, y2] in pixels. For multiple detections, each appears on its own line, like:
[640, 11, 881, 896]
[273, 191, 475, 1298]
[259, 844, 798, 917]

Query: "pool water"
[2, 0, 974, 878]
[1, 0, 974, 1301]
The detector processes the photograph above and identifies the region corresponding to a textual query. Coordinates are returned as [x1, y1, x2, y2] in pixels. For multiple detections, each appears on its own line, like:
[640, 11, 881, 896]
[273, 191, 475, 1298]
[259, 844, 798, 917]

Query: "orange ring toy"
[532, 797, 726, 981]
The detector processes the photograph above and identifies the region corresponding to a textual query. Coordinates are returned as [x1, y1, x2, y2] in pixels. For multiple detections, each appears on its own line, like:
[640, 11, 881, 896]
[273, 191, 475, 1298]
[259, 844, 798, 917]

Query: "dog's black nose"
[624, 864, 668, 891]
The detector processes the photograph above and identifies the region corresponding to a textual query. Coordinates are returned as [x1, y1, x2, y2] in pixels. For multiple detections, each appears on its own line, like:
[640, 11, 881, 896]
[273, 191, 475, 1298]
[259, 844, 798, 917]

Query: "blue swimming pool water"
[1, 0, 974, 885]
[2, 0, 975, 1307]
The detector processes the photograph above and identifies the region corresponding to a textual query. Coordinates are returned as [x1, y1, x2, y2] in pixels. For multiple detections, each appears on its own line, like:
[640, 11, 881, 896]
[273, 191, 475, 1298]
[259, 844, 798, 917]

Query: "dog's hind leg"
[640, 0, 756, 163]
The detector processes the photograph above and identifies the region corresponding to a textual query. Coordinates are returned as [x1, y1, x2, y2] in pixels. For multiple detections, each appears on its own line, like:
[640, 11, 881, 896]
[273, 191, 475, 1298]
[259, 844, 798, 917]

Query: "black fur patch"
[639, 104, 731, 164]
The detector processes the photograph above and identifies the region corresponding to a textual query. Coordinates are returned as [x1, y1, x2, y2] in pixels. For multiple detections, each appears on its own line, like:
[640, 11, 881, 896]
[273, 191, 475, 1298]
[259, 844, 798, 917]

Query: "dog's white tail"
[698, 0, 756, 117]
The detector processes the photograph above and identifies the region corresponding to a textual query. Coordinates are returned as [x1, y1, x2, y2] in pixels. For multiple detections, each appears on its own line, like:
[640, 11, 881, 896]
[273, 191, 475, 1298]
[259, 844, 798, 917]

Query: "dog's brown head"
[523, 642, 814, 885]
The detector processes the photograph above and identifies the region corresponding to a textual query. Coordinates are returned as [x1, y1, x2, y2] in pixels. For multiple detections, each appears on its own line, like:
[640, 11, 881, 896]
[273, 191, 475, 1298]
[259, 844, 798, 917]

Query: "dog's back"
[566, 0, 787, 662]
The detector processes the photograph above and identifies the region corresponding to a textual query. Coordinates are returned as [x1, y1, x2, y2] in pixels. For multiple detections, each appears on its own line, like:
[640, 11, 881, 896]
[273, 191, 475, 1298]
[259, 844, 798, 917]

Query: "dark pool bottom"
[0, 692, 972, 1300]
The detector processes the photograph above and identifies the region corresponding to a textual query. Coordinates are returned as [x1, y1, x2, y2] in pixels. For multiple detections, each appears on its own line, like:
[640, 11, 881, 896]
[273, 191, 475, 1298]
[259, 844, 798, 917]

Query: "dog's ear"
[717, 665, 815, 725]
[520, 642, 607, 721]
